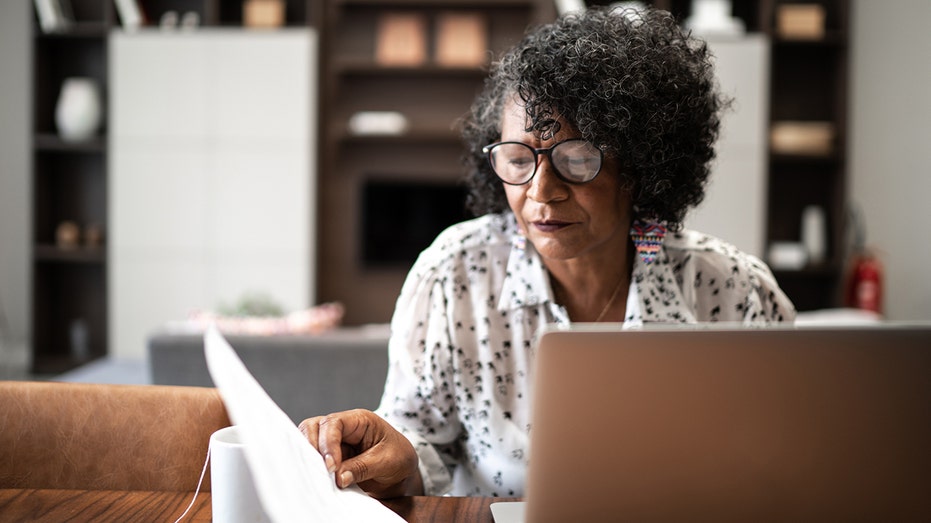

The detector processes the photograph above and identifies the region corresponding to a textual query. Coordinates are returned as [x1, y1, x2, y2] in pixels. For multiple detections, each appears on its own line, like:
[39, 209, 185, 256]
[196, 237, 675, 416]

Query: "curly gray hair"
[461, 6, 728, 228]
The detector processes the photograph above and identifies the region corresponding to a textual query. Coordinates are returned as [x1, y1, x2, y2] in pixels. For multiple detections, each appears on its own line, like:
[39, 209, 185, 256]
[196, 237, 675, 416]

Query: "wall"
[0, 0, 30, 359]
[849, 0, 931, 320]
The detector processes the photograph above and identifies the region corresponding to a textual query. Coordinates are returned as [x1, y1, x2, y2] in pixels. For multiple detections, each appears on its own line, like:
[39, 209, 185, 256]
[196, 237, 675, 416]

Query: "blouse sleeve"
[376, 264, 462, 496]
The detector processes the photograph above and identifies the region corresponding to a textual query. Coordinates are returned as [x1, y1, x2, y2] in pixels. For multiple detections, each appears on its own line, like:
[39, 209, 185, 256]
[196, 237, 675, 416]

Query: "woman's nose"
[526, 155, 569, 203]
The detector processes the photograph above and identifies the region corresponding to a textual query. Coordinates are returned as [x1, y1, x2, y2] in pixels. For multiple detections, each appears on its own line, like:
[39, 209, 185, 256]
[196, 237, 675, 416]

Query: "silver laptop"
[496, 324, 931, 522]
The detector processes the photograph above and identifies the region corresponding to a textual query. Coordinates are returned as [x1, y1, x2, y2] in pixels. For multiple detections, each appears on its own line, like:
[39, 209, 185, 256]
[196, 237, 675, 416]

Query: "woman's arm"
[301, 259, 464, 497]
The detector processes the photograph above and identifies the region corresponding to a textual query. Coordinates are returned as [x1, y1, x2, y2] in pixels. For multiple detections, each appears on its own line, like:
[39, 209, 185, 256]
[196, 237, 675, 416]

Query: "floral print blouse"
[376, 212, 795, 496]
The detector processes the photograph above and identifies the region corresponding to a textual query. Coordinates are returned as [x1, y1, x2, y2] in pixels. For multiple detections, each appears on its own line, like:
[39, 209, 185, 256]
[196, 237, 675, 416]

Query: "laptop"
[493, 324, 931, 522]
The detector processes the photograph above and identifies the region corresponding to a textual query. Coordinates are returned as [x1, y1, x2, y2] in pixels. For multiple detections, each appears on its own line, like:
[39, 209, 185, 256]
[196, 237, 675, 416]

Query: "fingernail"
[324, 454, 335, 473]
[339, 470, 353, 488]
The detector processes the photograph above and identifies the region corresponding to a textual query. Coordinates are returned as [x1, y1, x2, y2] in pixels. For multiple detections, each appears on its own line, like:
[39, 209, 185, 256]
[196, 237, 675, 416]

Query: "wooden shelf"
[333, 60, 488, 77]
[35, 133, 106, 152]
[769, 152, 841, 164]
[772, 33, 847, 46]
[34, 244, 106, 264]
[34, 23, 109, 39]
[337, 129, 461, 144]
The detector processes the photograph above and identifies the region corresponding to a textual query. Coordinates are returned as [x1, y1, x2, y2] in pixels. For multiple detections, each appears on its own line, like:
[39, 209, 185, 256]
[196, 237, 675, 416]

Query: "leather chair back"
[0, 381, 231, 491]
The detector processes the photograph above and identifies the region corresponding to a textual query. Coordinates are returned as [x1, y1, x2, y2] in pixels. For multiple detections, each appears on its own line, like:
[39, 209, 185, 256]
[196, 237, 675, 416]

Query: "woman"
[300, 6, 795, 498]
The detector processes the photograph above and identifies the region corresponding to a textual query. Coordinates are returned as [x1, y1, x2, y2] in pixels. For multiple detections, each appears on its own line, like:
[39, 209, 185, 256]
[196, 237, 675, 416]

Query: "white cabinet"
[685, 35, 769, 258]
[110, 30, 317, 359]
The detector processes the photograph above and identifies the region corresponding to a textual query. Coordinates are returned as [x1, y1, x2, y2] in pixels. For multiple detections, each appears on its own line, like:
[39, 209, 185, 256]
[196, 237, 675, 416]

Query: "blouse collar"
[497, 221, 695, 325]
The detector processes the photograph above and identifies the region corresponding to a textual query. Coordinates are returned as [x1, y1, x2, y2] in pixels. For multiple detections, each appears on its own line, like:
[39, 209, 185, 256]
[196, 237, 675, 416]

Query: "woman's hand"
[299, 409, 424, 499]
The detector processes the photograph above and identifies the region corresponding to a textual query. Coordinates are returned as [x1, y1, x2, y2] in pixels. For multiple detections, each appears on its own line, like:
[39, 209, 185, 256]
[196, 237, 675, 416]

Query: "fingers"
[337, 419, 421, 497]
[299, 409, 375, 474]
[339, 436, 412, 491]
[297, 417, 320, 450]
[298, 409, 423, 497]
[318, 413, 350, 472]
[298, 416, 336, 472]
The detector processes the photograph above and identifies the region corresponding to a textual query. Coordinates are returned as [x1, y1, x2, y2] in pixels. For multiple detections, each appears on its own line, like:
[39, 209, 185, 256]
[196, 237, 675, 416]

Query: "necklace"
[594, 275, 626, 322]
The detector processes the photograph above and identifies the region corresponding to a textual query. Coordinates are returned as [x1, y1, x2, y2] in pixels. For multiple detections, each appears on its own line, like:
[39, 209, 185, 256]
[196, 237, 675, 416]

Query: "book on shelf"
[434, 12, 488, 68]
[114, 0, 145, 31]
[375, 12, 428, 67]
[33, 0, 73, 33]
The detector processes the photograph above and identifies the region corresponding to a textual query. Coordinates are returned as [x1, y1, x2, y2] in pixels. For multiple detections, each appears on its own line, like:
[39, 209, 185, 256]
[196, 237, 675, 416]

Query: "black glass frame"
[481, 138, 604, 185]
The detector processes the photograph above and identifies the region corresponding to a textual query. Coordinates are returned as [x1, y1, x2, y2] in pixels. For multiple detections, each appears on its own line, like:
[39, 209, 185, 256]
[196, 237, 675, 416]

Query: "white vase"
[685, 0, 745, 37]
[55, 77, 103, 141]
[801, 205, 827, 264]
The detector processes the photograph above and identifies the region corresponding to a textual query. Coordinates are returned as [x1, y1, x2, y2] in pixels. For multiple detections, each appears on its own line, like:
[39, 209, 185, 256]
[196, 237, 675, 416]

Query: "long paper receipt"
[204, 325, 405, 522]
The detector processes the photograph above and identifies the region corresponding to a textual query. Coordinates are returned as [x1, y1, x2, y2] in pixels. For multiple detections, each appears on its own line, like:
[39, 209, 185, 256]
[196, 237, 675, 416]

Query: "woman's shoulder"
[393, 213, 518, 319]
[663, 229, 773, 278]
[430, 212, 517, 250]
[408, 213, 517, 276]
[661, 229, 795, 322]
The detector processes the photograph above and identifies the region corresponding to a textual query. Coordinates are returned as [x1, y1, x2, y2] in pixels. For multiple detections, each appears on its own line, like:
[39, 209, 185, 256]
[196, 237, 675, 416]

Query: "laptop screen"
[522, 324, 931, 521]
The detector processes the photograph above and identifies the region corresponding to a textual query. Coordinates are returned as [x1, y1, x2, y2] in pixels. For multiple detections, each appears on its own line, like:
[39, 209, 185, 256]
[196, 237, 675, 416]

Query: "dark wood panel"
[32, 152, 107, 245]
[31, 262, 108, 373]
[763, 0, 850, 311]
[31, 1, 111, 372]
[770, 44, 844, 121]
[772, 271, 843, 312]
[318, 0, 553, 324]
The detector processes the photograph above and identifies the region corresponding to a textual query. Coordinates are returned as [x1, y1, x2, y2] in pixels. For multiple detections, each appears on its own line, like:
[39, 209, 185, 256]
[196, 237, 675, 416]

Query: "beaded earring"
[629, 218, 667, 265]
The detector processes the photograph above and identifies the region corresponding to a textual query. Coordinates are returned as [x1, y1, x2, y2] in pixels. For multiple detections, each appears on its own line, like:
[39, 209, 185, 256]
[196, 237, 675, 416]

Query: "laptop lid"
[523, 325, 931, 522]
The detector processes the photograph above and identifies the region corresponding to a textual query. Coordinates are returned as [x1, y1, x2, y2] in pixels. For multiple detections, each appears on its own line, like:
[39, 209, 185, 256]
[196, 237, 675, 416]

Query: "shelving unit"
[318, 0, 851, 324]
[31, 0, 113, 374]
[596, 0, 849, 312]
[29, 0, 322, 373]
[317, 0, 557, 324]
[762, 0, 850, 311]
[30, 0, 851, 352]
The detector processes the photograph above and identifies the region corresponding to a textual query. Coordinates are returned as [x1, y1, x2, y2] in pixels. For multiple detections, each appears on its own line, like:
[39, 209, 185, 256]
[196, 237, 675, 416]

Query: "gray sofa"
[147, 326, 390, 424]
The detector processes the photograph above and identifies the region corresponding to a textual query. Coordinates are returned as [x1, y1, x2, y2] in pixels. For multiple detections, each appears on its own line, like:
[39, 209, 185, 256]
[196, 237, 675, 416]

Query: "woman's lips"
[531, 220, 573, 233]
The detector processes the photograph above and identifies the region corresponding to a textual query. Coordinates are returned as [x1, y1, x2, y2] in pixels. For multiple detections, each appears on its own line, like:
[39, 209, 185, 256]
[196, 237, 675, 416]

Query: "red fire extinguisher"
[843, 206, 883, 314]
[844, 249, 883, 314]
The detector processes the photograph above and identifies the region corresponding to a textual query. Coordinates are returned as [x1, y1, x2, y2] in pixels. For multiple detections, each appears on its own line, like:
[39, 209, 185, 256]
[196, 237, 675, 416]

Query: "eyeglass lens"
[487, 140, 602, 185]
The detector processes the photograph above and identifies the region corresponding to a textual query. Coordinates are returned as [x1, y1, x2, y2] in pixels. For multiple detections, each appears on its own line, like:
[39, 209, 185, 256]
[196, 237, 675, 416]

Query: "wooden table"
[0, 489, 518, 522]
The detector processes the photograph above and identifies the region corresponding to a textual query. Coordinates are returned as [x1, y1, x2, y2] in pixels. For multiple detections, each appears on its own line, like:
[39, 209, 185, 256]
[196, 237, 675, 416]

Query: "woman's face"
[500, 98, 633, 264]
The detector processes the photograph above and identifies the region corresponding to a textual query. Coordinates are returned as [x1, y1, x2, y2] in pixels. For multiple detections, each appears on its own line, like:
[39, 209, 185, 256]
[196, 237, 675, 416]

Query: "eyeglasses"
[482, 139, 604, 185]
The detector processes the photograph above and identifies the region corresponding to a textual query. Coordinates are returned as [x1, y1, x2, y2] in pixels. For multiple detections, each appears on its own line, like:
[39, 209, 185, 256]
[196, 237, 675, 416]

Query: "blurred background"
[1, 0, 929, 379]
